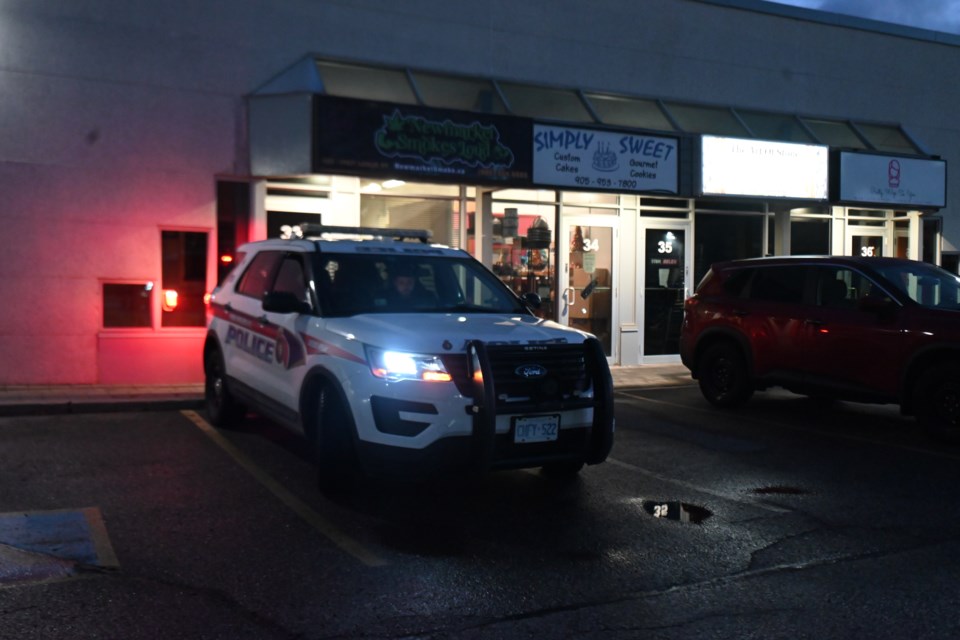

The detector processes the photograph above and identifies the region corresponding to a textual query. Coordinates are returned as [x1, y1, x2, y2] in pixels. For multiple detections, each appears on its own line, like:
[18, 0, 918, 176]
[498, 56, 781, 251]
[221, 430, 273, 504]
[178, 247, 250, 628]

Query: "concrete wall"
[0, 0, 956, 383]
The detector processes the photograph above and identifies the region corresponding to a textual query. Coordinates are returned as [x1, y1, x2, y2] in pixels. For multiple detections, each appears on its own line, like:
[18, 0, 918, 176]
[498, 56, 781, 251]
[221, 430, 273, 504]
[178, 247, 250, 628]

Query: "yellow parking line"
[180, 410, 387, 568]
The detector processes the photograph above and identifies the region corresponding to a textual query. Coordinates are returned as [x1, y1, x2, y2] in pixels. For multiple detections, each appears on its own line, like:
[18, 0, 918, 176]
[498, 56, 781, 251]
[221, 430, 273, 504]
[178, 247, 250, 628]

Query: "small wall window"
[103, 283, 152, 328]
[161, 230, 208, 327]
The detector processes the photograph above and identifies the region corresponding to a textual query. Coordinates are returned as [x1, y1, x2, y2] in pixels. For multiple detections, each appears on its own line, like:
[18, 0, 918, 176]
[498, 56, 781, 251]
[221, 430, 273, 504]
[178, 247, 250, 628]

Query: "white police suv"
[204, 223, 614, 483]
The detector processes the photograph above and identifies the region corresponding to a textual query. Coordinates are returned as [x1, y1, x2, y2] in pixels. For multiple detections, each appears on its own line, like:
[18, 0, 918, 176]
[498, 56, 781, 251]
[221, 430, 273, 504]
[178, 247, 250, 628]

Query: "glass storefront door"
[641, 223, 691, 361]
[559, 216, 618, 362]
[849, 229, 886, 257]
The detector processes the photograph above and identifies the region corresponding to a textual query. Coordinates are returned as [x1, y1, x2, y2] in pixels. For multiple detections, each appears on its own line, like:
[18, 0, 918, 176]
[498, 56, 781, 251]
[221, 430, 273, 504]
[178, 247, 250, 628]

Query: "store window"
[802, 119, 866, 149]
[411, 71, 506, 114]
[661, 102, 747, 136]
[102, 283, 152, 328]
[161, 231, 208, 327]
[791, 218, 831, 255]
[942, 253, 960, 275]
[498, 82, 593, 122]
[584, 93, 674, 131]
[855, 123, 919, 154]
[315, 60, 417, 105]
[737, 110, 815, 143]
[360, 187, 463, 248]
[694, 213, 765, 284]
[924, 218, 942, 265]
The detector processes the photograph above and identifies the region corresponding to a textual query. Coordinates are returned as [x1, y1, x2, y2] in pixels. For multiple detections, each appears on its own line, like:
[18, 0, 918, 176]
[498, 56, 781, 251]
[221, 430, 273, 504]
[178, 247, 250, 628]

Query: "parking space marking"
[0, 507, 119, 588]
[181, 410, 388, 568]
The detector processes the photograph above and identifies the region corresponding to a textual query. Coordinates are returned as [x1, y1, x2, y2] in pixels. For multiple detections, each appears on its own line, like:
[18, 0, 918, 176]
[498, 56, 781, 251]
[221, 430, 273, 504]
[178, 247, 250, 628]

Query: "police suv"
[204, 223, 614, 484]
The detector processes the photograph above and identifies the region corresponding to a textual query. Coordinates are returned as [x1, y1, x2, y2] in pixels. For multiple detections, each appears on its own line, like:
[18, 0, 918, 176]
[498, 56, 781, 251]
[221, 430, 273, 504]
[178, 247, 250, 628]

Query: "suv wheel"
[204, 346, 245, 427]
[312, 383, 360, 492]
[915, 363, 960, 441]
[697, 343, 754, 408]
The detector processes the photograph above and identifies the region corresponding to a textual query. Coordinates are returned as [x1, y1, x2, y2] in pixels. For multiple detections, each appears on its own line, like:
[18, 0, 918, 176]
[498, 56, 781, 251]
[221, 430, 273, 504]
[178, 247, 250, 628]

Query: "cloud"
[770, 0, 960, 34]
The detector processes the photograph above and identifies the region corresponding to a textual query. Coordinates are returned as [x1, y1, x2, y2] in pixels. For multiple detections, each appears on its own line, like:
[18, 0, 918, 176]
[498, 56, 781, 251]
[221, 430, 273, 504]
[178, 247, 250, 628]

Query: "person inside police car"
[387, 261, 435, 309]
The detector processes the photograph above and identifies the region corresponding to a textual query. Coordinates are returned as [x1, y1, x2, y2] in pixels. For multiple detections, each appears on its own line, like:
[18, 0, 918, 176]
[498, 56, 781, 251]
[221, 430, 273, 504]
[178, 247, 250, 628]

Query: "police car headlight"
[365, 346, 452, 382]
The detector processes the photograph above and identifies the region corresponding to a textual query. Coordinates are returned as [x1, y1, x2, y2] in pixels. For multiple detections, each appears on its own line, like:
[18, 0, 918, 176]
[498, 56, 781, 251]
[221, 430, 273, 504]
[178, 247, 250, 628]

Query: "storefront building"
[245, 63, 947, 367]
[0, 0, 956, 384]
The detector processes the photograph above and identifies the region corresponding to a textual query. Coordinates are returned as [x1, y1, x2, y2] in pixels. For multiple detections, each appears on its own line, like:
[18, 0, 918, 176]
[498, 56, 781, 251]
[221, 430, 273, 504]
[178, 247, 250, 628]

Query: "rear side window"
[272, 254, 312, 307]
[748, 267, 807, 304]
[722, 269, 753, 297]
[236, 251, 283, 300]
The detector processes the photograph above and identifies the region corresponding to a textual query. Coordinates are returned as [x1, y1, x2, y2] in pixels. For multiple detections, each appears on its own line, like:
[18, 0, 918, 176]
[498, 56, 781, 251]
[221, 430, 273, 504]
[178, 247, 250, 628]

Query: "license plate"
[513, 415, 560, 443]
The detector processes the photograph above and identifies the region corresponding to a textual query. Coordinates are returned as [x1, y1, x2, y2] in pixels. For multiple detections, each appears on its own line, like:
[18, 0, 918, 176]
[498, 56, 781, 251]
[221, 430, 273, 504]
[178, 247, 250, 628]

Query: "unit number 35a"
[658, 241, 674, 254]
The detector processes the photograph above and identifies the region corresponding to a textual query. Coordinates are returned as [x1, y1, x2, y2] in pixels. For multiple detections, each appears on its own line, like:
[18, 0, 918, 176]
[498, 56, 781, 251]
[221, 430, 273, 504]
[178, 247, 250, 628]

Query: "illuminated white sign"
[839, 151, 945, 208]
[700, 135, 828, 200]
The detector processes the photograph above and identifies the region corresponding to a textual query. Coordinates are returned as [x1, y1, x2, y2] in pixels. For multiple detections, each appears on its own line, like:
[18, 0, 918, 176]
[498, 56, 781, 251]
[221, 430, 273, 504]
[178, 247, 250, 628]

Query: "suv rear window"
[748, 266, 806, 304]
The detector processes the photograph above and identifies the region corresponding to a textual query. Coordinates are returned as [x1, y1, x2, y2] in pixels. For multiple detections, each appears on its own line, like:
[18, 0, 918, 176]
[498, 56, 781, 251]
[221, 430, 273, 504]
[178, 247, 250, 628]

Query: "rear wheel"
[697, 343, 753, 408]
[915, 363, 960, 442]
[204, 346, 245, 428]
[312, 383, 360, 492]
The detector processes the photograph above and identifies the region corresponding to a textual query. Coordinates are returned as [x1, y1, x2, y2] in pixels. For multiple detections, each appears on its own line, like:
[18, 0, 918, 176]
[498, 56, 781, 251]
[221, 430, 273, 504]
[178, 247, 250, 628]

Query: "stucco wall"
[0, 0, 956, 383]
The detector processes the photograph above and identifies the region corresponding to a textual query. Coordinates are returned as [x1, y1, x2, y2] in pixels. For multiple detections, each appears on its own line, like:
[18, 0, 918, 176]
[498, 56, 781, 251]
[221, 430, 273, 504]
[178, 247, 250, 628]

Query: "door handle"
[564, 287, 576, 305]
[257, 315, 270, 326]
[732, 309, 749, 317]
[804, 319, 824, 326]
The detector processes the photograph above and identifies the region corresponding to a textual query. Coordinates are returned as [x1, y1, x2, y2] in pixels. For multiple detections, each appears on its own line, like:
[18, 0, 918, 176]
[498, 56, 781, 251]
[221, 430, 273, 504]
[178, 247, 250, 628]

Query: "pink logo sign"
[888, 159, 901, 188]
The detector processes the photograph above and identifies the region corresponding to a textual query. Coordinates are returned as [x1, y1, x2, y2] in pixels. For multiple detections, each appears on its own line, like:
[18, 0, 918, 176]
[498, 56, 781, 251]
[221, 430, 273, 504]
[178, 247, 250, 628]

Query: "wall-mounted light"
[162, 289, 179, 312]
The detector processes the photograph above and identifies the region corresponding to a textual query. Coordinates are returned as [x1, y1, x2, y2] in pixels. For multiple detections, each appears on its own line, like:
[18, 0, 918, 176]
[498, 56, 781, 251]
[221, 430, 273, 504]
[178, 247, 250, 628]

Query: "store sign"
[313, 95, 532, 185]
[532, 124, 678, 194]
[701, 135, 828, 200]
[838, 151, 946, 208]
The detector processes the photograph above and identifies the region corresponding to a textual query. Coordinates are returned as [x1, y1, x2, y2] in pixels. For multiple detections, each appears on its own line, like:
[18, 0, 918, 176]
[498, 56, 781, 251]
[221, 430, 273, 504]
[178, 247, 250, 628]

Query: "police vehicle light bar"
[295, 222, 431, 243]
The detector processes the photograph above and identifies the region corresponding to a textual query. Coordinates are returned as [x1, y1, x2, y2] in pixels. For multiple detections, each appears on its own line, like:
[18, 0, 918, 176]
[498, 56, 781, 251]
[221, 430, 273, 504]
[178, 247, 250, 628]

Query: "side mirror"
[520, 292, 542, 310]
[262, 291, 311, 314]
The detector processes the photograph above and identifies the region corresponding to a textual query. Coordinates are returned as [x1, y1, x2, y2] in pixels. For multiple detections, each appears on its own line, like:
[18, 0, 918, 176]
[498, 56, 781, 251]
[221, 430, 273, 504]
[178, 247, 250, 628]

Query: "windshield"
[872, 261, 960, 310]
[314, 252, 531, 317]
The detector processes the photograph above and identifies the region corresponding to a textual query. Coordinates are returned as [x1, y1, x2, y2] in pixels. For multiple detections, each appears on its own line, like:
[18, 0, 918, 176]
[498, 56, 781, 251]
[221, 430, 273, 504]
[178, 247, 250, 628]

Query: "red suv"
[680, 256, 960, 437]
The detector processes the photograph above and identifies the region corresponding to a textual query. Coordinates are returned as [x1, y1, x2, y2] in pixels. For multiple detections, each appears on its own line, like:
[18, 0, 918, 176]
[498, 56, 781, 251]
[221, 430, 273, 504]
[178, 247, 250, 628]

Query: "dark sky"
[767, 0, 960, 34]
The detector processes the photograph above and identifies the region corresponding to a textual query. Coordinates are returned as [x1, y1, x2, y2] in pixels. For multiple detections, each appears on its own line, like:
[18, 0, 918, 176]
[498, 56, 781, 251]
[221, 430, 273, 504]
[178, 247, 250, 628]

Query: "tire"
[914, 363, 960, 442]
[697, 343, 754, 408]
[204, 346, 245, 428]
[540, 460, 584, 480]
[312, 383, 360, 493]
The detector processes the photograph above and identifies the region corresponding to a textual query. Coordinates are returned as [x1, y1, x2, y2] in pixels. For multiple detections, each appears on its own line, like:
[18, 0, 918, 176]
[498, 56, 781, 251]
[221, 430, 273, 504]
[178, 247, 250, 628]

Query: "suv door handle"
[257, 315, 270, 326]
[732, 309, 749, 317]
[804, 319, 824, 326]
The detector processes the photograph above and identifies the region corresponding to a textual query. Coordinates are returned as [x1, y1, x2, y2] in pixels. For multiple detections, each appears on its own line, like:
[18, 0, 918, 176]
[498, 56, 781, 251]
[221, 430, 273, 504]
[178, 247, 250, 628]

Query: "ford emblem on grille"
[516, 364, 547, 379]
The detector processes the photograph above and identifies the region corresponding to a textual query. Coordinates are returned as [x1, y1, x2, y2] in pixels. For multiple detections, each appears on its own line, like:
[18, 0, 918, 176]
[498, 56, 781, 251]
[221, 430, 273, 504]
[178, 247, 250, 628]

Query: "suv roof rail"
[294, 222, 432, 243]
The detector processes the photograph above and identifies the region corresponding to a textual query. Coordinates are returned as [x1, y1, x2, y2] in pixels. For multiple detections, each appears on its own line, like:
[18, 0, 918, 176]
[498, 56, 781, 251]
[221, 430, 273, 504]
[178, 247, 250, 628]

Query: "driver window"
[271, 255, 311, 307]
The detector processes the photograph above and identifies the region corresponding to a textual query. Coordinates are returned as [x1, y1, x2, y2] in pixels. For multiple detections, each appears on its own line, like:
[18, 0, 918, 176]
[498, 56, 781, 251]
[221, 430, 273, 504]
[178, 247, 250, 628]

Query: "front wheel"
[312, 383, 360, 493]
[915, 363, 960, 442]
[204, 346, 245, 428]
[697, 343, 754, 408]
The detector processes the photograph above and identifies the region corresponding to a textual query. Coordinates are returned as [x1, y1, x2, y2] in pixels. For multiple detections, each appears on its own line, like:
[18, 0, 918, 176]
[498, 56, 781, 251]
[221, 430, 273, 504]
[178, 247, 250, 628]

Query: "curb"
[0, 398, 205, 418]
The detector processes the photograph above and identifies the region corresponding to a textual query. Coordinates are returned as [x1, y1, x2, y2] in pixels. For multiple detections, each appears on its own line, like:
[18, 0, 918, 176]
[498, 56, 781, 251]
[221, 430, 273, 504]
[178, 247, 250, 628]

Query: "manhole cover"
[642, 500, 711, 524]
